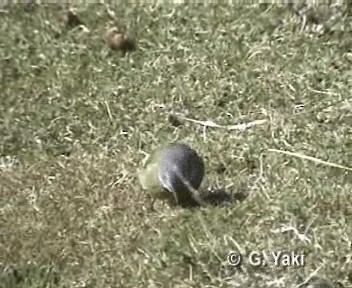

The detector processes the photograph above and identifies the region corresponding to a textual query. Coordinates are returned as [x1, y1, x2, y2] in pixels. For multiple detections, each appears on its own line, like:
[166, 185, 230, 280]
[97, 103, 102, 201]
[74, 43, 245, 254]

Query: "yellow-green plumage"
[138, 147, 175, 204]
[138, 157, 161, 192]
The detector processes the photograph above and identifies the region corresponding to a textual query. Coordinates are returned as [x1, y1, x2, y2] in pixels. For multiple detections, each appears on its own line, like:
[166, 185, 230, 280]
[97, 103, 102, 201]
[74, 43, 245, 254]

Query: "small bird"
[138, 142, 205, 208]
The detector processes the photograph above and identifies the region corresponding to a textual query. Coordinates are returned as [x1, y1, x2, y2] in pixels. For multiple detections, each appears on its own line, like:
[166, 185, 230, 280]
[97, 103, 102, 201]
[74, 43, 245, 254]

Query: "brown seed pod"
[57, 9, 83, 28]
[104, 27, 136, 52]
[66, 10, 83, 28]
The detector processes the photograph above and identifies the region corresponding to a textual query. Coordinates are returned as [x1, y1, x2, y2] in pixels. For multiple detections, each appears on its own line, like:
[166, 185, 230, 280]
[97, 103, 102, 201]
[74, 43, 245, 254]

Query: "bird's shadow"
[201, 187, 249, 207]
[172, 186, 249, 209]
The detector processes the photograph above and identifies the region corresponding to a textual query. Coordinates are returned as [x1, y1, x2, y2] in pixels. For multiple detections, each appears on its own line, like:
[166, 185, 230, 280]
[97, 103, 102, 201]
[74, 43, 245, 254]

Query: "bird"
[138, 142, 205, 208]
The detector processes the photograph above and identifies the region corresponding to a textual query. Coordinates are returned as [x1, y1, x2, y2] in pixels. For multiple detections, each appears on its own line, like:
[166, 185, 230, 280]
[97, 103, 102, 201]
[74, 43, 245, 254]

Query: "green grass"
[0, 2, 351, 287]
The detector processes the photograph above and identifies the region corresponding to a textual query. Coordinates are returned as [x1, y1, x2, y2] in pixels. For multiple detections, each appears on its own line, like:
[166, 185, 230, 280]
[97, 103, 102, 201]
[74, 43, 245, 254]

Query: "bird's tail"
[171, 164, 205, 206]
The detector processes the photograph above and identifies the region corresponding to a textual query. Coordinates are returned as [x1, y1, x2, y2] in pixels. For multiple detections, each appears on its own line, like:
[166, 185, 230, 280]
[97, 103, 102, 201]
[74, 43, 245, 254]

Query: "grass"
[0, 2, 351, 287]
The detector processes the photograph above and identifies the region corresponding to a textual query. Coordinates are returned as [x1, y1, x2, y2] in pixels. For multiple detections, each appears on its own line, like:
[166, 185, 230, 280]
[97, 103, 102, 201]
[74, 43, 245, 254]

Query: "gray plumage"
[139, 142, 205, 208]
[158, 143, 204, 207]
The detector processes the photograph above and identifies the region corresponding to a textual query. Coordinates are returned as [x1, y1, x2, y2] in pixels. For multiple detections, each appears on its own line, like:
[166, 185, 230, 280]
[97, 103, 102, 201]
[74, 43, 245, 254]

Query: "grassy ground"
[0, 2, 351, 288]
